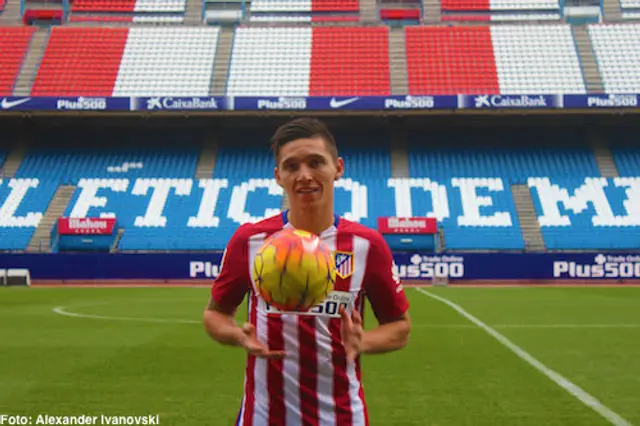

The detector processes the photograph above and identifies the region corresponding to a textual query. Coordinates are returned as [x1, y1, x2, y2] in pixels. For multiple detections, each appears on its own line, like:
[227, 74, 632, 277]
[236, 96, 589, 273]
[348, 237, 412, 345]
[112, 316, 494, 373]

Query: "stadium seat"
[32, 27, 220, 97]
[405, 25, 586, 95]
[31, 28, 130, 97]
[112, 27, 219, 96]
[0, 27, 36, 96]
[588, 24, 640, 93]
[529, 177, 640, 249]
[227, 27, 389, 96]
[442, 0, 559, 10]
[405, 26, 500, 95]
[71, 0, 186, 12]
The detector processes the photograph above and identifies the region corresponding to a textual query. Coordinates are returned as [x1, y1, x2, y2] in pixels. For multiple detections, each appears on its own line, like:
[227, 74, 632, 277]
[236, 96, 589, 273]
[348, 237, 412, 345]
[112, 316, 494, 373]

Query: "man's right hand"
[239, 323, 286, 359]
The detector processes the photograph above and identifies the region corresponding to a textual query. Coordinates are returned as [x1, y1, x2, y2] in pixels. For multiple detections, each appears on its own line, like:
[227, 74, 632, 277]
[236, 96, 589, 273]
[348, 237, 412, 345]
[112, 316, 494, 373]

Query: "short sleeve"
[211, 224, 251, 309]
[363, 234, 409, 324]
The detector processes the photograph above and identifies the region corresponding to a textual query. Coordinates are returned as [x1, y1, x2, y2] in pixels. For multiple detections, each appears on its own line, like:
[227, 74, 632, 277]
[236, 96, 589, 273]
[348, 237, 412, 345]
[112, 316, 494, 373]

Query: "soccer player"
[203, 118, 411, 426]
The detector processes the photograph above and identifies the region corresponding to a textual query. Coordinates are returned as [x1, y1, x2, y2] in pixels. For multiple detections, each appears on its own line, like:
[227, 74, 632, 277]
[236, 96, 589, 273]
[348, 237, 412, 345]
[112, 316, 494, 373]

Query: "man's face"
[274, 136, 344, 209]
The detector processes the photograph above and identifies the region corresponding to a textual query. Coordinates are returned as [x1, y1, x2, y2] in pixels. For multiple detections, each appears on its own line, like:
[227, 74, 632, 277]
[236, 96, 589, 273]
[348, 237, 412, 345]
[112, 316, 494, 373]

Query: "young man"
[203, 118, 411, 426]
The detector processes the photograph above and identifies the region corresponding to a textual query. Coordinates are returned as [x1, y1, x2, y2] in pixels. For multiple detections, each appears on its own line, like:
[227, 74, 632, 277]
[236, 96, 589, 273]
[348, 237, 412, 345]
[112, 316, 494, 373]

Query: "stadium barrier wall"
[0, 94, 639, 112]
[1, 252, 639, 281]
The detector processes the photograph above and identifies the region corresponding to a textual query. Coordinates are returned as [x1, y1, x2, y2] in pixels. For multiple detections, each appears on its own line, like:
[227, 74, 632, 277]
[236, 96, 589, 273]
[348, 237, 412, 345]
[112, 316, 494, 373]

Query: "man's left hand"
[339, 306, 364, 362]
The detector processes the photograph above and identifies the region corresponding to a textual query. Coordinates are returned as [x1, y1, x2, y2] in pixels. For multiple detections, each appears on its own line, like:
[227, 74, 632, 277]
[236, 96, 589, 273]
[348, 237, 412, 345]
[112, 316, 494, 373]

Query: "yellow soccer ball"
[252, 228, 336, 312]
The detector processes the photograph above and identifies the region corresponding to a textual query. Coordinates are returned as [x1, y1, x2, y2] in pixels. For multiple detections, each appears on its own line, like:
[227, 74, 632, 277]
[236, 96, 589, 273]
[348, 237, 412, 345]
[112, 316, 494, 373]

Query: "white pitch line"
[52, 305, 201, 325]
[415, 288, 634, 426]
[412, 324, 640, 329]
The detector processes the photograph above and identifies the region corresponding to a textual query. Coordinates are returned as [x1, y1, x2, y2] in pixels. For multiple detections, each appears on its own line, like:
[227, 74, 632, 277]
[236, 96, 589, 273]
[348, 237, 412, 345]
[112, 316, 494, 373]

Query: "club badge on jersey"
[265, 291, 355, 318]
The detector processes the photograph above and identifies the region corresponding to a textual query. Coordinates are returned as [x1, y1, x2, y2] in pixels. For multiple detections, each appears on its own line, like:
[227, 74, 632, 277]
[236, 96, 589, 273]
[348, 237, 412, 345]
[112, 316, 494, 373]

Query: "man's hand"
[339, 306, 364, 362]
[239, 323, 287, 359]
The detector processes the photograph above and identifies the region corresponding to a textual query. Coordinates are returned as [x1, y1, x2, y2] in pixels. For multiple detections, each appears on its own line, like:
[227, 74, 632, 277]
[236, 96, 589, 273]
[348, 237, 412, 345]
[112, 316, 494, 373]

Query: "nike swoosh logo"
[1, 98, 32, 109]
[330, 97, 360, 108]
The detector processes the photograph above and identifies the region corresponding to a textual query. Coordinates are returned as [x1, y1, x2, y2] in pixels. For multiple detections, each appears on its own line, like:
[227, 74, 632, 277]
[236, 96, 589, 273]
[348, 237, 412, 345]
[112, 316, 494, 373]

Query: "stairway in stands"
[359, 0, 378, 23]
[571, 25, 605, 94]
[591, 133, 620, 178]
[0, 0, 22, 24]
[13, 28, 50, 96]
[511, 185, 546, 252]
[196, 137, 218, 179]
[0, 145, 26, 177]
[389, 27, 408, 95]
[27, 185, 76, 252]
[421, 0, 441, 23]
[603, 0, 623, 21]
[184, 0, 203, 24]
[210, 27, 234, 96]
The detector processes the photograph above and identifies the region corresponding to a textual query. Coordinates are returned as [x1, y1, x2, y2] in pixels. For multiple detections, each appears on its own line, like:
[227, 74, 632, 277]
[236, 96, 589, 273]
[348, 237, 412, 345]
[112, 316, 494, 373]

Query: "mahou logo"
[388, 218, 428, 228]
[69, 218, 108, 229]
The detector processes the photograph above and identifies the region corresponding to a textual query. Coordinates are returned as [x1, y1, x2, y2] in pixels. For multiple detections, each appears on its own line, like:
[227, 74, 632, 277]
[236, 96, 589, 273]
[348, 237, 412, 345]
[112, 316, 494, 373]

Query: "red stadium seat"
[309, 27, 390, 96]
[311, 0, 359, 12]
[31, 27, 129, 96]
[380, 8, 421, 20]
[71, 0, 136, 12]
[0, 27, 36, 96]
[441, 0, 490, 11]
[405, 26, 499, 95]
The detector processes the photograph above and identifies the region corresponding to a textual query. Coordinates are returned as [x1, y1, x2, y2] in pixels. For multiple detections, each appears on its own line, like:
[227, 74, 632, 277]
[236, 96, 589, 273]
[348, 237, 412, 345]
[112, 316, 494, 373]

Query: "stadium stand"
[31, 27, 220, 97]
[69, 0, 186, 23]
[588, 24, 640, 93]
[248, 0, 360, 22]
[407, 127, 606, 250]
[406, 25, 586, 95]
[0, 27, 36, 96]
[441, 0, 562, 21]
[226, 26, 390, 96]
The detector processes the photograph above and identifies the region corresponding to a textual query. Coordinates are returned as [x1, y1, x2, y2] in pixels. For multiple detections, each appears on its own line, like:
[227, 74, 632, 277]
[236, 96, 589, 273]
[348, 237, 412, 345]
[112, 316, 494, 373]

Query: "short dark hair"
[270, 118, 338, 164]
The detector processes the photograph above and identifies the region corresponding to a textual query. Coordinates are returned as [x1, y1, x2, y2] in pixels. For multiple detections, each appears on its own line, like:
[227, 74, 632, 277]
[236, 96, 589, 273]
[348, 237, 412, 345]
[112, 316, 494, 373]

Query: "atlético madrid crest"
[334, 251, 354, 279]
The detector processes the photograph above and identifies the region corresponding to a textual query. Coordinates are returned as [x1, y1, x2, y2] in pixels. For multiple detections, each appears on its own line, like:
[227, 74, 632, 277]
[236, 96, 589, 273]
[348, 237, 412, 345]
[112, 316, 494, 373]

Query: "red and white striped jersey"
[211, 211, 409, 426]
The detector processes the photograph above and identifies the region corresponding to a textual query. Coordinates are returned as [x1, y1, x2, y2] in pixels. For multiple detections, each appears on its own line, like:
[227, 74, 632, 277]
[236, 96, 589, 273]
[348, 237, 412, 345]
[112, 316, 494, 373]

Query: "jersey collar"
[281, 209, 340, 232]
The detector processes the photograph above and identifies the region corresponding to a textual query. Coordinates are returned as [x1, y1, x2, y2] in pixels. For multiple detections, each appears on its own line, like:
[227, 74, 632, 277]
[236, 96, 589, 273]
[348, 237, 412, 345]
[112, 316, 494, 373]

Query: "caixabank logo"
[553, 254, 640, 279]
[393, 254, 465, 279]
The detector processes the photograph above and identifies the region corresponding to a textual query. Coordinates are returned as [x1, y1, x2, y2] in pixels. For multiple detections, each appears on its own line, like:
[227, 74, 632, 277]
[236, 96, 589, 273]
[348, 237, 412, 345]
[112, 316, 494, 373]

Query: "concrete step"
[195, 139, 219, 179]
[0, 0, 23, 24]
[13, 28, 50, 97]
[389, 27, 409, 96]
[571, 25, 605, 94]
[210, 26, 235, 96]
[511, 184, 546, 252]
[390, 132, 409, 178]
[184, 0, 203, 24]
[591, 132, 619, 178]
[0, 145, 27, 178]
[603, 0, 623, 21]
[359, 0, 378, 23]
[27, 185, 76, 253]
[422, 0, 441, 23]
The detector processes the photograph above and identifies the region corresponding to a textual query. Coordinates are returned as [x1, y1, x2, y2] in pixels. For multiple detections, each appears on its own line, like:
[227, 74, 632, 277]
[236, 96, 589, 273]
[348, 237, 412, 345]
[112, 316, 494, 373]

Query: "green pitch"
[1, 286, 639, 426]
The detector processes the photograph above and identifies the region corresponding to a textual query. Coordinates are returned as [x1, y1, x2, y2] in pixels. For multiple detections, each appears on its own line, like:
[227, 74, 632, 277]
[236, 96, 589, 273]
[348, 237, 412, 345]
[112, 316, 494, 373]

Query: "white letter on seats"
[133, 179, 193, 227]
[387, 178, 449, 221]
[188, 179, 228, 228]
[334, 178, 368, 222]
[611, 177, 640, 226]
[69, 179, 129, 218]
[0, 178, 42, 227]
[528, 177, 615, 227]
[452, 178, 512, 226]
[228, 179, 283, 225]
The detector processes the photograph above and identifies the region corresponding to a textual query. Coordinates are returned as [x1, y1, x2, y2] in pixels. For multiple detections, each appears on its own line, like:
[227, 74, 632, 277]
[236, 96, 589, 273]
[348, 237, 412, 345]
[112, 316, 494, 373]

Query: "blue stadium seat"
[529, 177, 640, 249]
[0, 179, 59, 250]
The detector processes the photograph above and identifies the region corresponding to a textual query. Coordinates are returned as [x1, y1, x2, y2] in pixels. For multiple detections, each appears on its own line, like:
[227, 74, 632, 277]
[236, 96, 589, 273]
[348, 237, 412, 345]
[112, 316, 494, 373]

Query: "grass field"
[1, 286, 639, 426]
